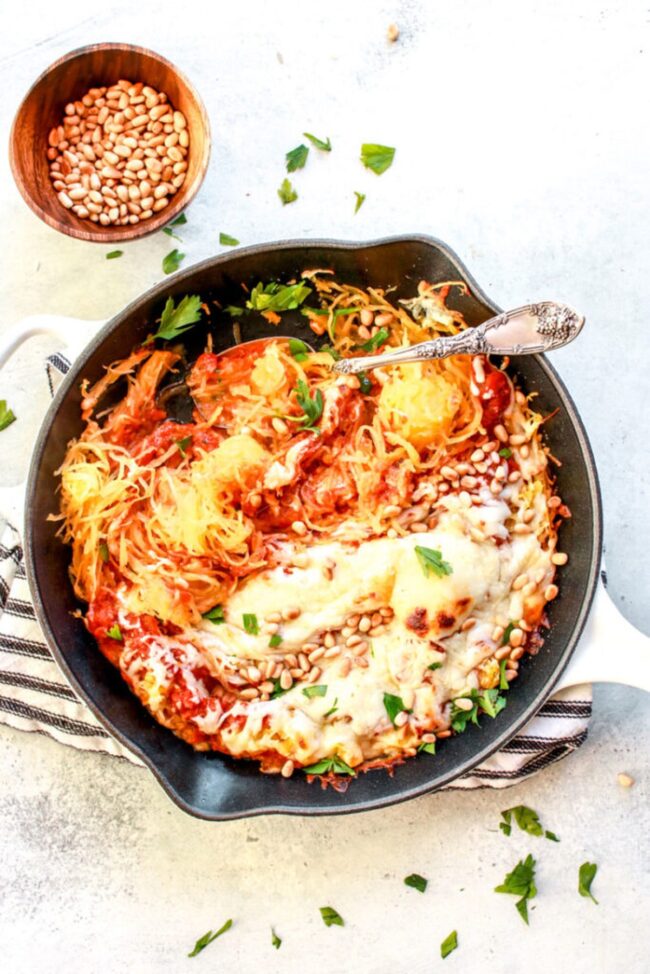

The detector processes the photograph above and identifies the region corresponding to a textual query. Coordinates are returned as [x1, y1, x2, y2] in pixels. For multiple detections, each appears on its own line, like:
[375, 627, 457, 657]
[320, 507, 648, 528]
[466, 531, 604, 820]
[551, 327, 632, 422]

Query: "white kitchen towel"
[0, 352, 592, 786]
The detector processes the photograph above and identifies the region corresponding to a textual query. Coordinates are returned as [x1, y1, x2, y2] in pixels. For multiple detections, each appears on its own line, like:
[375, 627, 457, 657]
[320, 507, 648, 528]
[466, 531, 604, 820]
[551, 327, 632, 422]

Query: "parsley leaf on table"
[271, 928, 282, 949]
[286, 144, 309, 172]
[440, 930, 458, 959]
[219, 232, 240, 246]
[320, 906, 344, 927]
[495, 854, 537, 924]
[188, 918, 232, 957]
[163, 212, 187, 240]
[162, 249, 185, 275]
[0, 401, 17, 432]
[106, 250, 123, 259]
[354, 191, 366, 213]
[360, 143, 395, 174]
[404, 873, 428, 893]
[578, 862, 598, 903]
[278, 177, 298, 205]
[499, 806, 560, 842]
[303, 132, 331, 151]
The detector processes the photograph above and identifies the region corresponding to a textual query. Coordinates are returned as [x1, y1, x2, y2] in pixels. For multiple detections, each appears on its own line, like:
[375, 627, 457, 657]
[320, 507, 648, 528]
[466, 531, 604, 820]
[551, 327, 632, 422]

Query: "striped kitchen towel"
[0, 353, 592, 786]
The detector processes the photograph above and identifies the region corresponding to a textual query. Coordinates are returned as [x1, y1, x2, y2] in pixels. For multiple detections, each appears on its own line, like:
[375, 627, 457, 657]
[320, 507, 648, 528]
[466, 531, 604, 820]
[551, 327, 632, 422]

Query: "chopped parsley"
[501, 621, 517, 646]
[383, 692, 411, 726]
[293, 379, 324, 430]
[288, 338, 310, 362]
[440, 930, 458, 959]
[162, 248, 185, 275]
[303, 756, 355, 776]
[357, 371, 373, 394]
[499, 805, 560, 842]
[202, 605, 225, 624]
[286, 144, 309, 172]
[303, 684, 327, 698]
[578, 862, 598, 903]
[219, 232, 240, 246]
[106, 250, 123, 259]
[415, 546, 453, 578]
[404, 873, 428, 893]
[303, 132, 331, 151]
[450, 688, 507, 733]
[278, 177, 298, 205]
[98, 542, 109, 563]
[225, 305, 244, 317]
[187, 918, 232, 957]
[499, 659, 509, 690]
[418, 741, 436, 755]
[176, 435, 192, 457]
[163, 212, 187, 240]
[269, 633, 283, 648]
[247, 280, 311, 312]
[0, 400, 16, 432]
[106, 624, 122, 641]
[495, 854, 537, 924]
[270, 678, 290, 699]
[499, 447, 512, 459]
[271, 928, 282, 949]
[354, 191, 366, 213]
[242, 613, 259, 635]
[360, 327, 390, 352]
[151, 294, 202, 341]
[360, 143, 395, 175]
[320, 344, 341, 361]
[319, 906, 344, 927]
[324, 697, 338, 718]
[427, 662, 443, 671]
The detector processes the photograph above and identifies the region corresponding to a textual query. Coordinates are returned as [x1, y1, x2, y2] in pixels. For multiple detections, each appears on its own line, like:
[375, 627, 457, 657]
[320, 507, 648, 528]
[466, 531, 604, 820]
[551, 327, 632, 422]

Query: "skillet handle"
[0, 314, 107, 531]
[556, 578, 650, 692]
[0, 314, 106, 369]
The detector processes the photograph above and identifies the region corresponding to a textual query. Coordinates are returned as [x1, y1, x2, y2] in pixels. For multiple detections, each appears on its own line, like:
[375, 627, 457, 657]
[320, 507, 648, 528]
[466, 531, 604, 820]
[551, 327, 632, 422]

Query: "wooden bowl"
[9, 43, 210, 243]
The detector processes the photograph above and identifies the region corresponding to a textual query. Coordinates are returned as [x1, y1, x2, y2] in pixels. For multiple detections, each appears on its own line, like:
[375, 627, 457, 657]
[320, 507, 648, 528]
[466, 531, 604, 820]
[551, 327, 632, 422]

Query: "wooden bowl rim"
[9, 41, 211, 243]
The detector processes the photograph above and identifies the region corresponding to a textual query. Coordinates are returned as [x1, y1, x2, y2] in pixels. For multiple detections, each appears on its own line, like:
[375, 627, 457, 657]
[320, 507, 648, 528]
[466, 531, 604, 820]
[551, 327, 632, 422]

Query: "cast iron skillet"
[24, 236, 602, 820]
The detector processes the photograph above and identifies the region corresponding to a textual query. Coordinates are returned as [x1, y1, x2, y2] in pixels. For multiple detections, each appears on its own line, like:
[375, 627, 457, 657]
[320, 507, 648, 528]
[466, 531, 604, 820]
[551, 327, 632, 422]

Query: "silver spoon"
[332, 301, 585, 375]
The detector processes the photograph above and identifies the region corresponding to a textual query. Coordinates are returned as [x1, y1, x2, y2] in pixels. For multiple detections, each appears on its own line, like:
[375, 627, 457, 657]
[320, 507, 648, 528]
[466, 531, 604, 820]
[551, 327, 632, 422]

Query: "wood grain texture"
[9, 43, 210, 243]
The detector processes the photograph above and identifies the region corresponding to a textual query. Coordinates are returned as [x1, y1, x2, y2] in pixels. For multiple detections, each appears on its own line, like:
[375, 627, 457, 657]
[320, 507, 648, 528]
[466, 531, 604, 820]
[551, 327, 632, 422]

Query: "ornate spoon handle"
[333, 301, 585, 375]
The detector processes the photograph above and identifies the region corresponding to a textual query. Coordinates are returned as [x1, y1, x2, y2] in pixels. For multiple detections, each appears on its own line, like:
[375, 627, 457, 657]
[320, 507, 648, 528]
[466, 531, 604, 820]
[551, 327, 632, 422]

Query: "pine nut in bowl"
[9, 43, 210, 243]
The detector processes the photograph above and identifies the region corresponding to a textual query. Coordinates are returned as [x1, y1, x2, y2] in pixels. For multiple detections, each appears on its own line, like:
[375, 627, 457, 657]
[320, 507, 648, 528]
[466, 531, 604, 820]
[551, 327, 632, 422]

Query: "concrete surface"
[0, 2, 648, 972]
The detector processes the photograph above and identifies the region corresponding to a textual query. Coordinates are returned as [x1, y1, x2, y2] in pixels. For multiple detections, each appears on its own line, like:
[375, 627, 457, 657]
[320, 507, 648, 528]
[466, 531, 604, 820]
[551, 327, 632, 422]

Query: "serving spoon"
[332, 301, 585, 375]
[158, 303, 584, 421]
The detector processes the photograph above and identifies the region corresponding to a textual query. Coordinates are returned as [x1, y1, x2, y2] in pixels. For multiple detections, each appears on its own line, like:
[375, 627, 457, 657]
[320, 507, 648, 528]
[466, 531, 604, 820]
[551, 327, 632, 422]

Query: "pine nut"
[494, 424, 509, 443]
[281, 759, 294, 778]
[509, 628, 524, 648]
[551, 552, 568, 566]
[454, 697, 474, 712]
[544, 584, 559, 601]
[394, 711, 409, 727]
[279, 670, 293, 691]
[57, 191, 73, 208]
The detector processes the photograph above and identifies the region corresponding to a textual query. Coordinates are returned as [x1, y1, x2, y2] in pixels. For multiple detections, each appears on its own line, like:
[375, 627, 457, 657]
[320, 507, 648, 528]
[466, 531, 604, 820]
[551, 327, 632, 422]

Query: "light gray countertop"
[0, 2, 648, 972]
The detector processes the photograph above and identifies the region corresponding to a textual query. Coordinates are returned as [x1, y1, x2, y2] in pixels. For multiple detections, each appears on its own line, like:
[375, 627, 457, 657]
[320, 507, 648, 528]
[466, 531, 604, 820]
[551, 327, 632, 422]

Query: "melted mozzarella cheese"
[122, 498, 554, 767]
